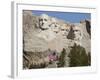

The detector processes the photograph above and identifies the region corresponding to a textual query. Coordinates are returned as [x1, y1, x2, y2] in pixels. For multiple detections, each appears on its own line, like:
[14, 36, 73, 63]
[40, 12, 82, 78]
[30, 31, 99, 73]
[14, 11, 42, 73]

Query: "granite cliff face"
[23, 10, 91, 69]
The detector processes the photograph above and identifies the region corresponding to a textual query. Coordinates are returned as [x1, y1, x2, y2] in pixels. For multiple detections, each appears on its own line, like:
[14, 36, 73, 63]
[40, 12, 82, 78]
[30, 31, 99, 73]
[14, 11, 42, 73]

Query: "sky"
[32, 10, 91, 23]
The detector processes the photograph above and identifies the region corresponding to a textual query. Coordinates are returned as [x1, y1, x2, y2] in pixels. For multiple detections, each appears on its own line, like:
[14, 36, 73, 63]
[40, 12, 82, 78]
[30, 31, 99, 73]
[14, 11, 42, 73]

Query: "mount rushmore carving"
[23, 10, 91, 69]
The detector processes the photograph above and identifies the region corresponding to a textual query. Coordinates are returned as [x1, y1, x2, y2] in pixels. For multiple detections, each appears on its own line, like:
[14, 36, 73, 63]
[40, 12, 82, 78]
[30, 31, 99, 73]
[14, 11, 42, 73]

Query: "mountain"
[23, 10, 91, 68]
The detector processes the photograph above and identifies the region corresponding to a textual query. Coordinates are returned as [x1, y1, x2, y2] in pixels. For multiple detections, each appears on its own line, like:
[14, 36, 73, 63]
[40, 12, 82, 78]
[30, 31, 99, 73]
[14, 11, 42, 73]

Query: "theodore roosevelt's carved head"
[60, 25, 70, 36]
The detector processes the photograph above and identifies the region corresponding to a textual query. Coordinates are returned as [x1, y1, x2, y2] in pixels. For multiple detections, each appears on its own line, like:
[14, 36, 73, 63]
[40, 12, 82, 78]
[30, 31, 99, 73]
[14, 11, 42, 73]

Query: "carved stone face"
[49, 18, 60, 33]
[39, 14, 50, 30]
[73, 26, 82, 41]
[60, 25, 70, 36]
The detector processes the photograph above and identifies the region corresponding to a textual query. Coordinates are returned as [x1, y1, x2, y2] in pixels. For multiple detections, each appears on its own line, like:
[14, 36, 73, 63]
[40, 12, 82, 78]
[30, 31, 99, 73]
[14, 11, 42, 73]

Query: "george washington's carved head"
[39, 14, 51, 30]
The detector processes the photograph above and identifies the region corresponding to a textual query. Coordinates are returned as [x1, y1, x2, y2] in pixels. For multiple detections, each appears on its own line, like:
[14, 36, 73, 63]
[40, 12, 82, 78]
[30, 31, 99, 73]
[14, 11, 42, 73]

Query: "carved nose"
[42, 23, 44, 26]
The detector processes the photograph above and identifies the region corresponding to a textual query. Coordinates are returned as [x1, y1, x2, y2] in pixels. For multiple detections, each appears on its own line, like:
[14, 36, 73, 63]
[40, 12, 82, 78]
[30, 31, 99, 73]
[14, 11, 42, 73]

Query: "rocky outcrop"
[23, 10, 91, 68]
[80, 20, 91, 53]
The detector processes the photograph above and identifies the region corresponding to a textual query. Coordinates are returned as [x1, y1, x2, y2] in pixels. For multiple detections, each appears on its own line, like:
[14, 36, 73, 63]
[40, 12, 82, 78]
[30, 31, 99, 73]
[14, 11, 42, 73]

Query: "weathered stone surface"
[23, 10, 91, 68]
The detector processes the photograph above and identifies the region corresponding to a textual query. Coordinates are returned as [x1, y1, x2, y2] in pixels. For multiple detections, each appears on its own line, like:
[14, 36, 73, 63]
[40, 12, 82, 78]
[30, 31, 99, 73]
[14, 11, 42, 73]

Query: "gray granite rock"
[23, 10, 91, 68]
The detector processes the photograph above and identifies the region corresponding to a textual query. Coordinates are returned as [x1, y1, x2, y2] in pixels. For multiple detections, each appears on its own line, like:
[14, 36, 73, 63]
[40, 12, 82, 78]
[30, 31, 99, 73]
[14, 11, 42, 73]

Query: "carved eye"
[61, 29, 65, 31]
[55, 25, 57, 27]
[44, 19, 47, 21]
[74, 30, 78, 32]
[66, 29, 69, 32]
[39, 19, 43, 21]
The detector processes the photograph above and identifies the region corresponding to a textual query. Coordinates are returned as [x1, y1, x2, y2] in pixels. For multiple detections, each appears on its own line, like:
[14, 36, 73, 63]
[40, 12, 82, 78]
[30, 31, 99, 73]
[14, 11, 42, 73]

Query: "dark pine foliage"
[88, 52, 91, 66]
[68, 43, 91, 67]
[58, 48, 67, 67]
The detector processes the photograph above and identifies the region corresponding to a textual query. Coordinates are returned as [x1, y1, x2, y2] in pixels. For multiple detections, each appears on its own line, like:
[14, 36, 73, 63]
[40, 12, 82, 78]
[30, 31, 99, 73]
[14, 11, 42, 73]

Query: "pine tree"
[68, 43, 90, 67]
[88, 52, 91, 65]
[58, 48, 66, 67]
